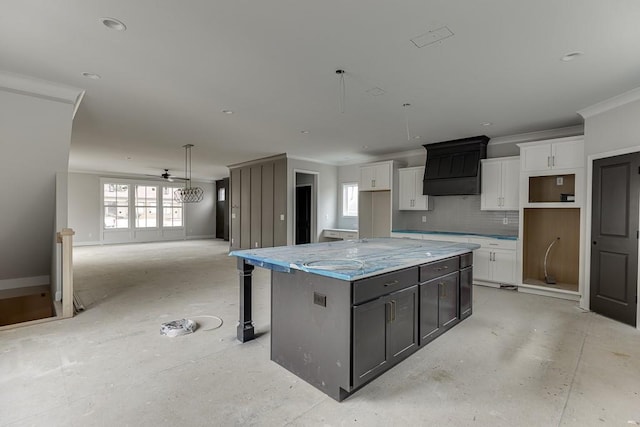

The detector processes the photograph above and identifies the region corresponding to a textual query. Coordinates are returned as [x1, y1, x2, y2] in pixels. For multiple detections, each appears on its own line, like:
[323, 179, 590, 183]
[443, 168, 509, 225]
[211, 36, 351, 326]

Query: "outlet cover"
[280, 214, 285, 221]
[556, 176, 564, 186]
[503, 217, 509, 225]
[422, 216, 427, 222]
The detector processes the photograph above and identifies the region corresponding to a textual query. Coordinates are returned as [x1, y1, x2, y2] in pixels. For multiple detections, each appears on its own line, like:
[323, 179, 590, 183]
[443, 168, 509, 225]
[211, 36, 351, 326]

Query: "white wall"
[0, 89, 75, 288]
[287, 158, 337, 244]
[68, 172, 215, 245]
[583, 98, 640, 156]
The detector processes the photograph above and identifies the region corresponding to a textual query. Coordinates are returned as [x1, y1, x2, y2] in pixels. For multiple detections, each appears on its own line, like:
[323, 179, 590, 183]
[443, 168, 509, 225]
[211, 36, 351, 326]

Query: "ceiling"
[2, 1, 640, 181]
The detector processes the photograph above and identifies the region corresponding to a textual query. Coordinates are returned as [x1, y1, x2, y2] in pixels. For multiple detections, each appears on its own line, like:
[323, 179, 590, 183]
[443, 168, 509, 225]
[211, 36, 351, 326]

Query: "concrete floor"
[1, 239, 640, 426]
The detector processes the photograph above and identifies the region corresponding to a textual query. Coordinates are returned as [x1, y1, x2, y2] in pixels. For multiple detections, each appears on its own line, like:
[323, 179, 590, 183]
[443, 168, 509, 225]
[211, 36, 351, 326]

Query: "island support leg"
[237, 258, 255, 342]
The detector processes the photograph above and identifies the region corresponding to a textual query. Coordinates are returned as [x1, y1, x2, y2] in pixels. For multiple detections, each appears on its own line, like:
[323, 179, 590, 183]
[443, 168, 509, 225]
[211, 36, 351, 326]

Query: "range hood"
[422, 135, 489, 196]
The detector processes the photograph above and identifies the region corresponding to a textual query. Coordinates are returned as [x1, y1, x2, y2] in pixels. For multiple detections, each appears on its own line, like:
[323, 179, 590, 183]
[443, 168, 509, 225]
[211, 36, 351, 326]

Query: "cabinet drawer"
[324, 230, 341, 238]
[353, 267, 418, 305]
[468, 237, 516, 250]
[419, 256, 459, 282]
[343, 232, 358, 239]
[460, 252, 473, 268]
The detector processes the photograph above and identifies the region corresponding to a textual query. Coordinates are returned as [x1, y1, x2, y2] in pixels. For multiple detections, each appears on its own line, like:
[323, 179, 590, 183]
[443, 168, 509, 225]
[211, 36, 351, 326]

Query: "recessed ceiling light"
[222, 110, 234, 114]
[413, 136, 421, 140]
[481, 122, 493, 126]
[561, 51, 583, 62]
[362, 145, 369, 149]
[126, 156, 132, 160]
[301, 130, 310, 134]
[100, 17, 127, 31]
[81, 72, 101, 80]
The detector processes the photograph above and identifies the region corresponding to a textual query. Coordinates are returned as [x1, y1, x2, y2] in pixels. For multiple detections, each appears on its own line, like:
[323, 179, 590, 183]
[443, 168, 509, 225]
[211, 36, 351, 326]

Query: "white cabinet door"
[398, 168, 416, 210]
[492, 250, 516, 284]
[373, 163, 391, 190]
[552, 139, 584, 169]
[399, 167, 428, 210]
[359, 166, 376, 191]
[480, 161, 502, 210]
[501, 158, 520, 210]
[472, 248, 491, 282]
[521, 144, 552, 171]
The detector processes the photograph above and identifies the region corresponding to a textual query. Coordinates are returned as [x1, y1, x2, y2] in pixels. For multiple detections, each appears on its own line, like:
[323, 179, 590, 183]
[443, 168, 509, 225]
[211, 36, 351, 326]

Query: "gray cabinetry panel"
[439, 271, 459, 328]
[419, 280, 440, 341]
[261, 162, 274, 247]
[273, 158, 287, 246]
[352, 297, 388, 388]
[230, 168, 241, 250]
[250, 165, 262, 248]
[240, 167, 251, 249]
[460, 266, 472, 319]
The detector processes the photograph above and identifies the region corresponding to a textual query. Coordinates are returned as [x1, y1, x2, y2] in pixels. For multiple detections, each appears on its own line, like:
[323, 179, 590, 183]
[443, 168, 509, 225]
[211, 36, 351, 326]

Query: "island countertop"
[229, 237, 480, 281]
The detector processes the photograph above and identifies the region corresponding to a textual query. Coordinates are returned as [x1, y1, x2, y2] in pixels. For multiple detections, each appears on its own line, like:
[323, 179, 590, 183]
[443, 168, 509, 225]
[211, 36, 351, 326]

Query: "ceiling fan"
[146, 169, 188, 182]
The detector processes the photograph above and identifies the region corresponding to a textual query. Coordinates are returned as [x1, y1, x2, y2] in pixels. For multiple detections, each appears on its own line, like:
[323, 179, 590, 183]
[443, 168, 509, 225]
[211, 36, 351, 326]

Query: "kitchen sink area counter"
[230, 238, 479, 400]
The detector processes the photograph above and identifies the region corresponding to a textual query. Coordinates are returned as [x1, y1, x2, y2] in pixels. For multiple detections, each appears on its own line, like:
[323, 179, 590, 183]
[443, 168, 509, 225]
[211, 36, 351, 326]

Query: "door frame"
[293, 169, 318, 243]
[585, 145, 640, 330]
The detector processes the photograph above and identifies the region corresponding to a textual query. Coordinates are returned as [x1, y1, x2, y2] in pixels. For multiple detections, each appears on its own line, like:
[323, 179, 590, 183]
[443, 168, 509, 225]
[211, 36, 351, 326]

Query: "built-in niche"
[522, 208, 580, 292]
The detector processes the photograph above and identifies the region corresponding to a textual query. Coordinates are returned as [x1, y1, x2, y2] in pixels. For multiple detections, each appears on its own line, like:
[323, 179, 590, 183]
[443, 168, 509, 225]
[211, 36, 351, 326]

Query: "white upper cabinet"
[520, 136, 584, 172]
[480, 157, 519, 210]
[359, 161, 392, 191]
[398, 167, 431, 210]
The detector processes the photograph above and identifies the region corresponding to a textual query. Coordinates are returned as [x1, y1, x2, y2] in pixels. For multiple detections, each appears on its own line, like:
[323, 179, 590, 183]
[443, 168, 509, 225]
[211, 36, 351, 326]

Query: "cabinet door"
[439, 272, 459, 328]
[359, 166, 375, 191]
[352, 297, 388, 388]
[412, 167, 429, 210]
[501, 158, 520, 210]
[419, 279, 440, 343]
[387, 286, 418, 361]
[374, 163, 391, 190]
[472, 248, 491, 281]
[552, 140, 584, 169]
[398, 169, 415, 210]
[491, 249, 516, 284]
[240, 166, 251, 249]
[480, 161, 502, 210]
[522, 144, 552, 171]
[230, 168, 241, 249]
[460, 267, 473, 319]
[250, 165, 262, 248]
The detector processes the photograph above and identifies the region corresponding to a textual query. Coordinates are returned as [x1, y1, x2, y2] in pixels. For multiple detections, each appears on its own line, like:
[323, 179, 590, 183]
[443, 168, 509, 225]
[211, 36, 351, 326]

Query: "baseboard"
[517, 284, 581, 301]
[73, 240, 102, 247]
[0, 275, 50, 291]
[186, 235, 216, 240]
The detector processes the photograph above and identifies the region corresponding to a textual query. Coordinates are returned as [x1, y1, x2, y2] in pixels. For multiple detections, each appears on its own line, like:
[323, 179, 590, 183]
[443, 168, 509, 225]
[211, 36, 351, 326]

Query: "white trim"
[517, 284, 581, 302]
[585, 145, 640, 330]
[73, 240, 102, 247]
[578, 86, 640, 119]
[497, 126, 584, 146]
[186, 235, 216, 240]
[0, 275, 50, 291]
[0, 70, 83, 105]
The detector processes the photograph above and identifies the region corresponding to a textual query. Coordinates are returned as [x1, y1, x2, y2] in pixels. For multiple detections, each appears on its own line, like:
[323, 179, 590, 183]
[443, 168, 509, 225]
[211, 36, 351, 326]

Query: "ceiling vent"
[410, 26, 454, 48]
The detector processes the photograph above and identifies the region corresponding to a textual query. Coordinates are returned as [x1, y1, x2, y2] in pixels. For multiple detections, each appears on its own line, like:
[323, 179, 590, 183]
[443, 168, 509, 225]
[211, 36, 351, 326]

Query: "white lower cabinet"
[469, 237, 517, 285]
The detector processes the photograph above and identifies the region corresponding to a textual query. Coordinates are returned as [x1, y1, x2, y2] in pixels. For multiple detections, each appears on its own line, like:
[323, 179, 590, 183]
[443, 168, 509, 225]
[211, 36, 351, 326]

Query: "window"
[135, 185, 157, 228]
[342, 183, 358, 217]
[218, 187, 226, 202]
[163, 187, 183, 227]
[103, 184, 129, 229]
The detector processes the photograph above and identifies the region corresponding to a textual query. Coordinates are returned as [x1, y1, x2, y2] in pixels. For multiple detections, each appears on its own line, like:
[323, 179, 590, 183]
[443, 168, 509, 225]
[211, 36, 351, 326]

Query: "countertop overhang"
[230, 237, 480, 281]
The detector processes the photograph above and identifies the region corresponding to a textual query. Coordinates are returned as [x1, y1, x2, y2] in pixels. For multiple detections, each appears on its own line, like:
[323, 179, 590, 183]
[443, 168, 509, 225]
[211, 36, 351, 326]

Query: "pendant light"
[336, 69, 346, 113]
[174, 144, 204, 203]
[403, 103, 412, 140]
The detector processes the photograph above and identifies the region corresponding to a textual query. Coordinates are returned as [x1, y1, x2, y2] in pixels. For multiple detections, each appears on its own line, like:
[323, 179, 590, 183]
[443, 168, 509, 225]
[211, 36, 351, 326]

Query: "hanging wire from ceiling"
[174, 144, 204, 203]
[336, 69, 346, 113]
[403, 103, 412, 140]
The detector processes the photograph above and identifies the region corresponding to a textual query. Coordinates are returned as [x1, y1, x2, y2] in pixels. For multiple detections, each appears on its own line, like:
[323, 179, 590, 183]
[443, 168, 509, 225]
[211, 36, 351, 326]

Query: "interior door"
[591, 153, 639, 326]
[295, 186, 311, 244]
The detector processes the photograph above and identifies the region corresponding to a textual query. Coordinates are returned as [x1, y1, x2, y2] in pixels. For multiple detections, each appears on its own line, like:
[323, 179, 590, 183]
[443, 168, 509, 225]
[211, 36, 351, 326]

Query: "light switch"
[231, 213, 236, 219]
[280, 214, 285, 221]
[556, 176, 563, 186]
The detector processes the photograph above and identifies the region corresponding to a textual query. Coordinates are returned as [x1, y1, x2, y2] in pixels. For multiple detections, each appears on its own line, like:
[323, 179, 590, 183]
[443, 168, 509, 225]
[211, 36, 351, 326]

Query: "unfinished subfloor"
[1, 239, 639, 426]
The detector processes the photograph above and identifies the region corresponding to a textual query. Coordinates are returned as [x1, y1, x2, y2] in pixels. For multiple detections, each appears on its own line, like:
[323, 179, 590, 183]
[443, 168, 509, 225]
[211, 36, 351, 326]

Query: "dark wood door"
[352, 297, 387, 388]
[295, 186, 311, 244]
[215, 178, 229, 241]
[387, 286, 418, 361]
[591, 153, 639, 326]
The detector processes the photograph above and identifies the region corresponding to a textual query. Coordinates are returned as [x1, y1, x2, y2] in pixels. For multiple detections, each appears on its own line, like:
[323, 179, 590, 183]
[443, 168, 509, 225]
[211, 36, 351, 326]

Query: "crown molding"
[578, 86, 640, 119]
[0, 70, 84, 117]
[488, 125, 584, 145]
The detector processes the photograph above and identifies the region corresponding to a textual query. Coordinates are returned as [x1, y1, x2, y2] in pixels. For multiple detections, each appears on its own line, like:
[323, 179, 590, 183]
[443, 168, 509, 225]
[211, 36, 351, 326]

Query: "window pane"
[218, 187, 225, 202]
[136, 207, 146, 228]
[342, 183, 358, 217]
[104, 207, 117, 228]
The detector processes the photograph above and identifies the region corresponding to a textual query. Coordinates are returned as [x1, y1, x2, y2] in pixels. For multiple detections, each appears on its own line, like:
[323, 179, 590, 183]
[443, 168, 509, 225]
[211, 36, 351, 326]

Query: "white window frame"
[134, 184, 159, 229]
[342, 182, 358, 217]
[162, 186, 184, 228]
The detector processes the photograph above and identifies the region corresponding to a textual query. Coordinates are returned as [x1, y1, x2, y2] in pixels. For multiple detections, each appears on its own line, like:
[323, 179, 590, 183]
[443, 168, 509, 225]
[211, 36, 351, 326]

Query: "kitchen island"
[230, 237, 479, 401]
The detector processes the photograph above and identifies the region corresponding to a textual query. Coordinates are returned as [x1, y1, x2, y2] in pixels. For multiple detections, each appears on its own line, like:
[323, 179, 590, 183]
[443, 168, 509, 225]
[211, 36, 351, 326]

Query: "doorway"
[215, 178, 229, 241]
[591, 152, 640, 327]
[294, 171, 317, 245]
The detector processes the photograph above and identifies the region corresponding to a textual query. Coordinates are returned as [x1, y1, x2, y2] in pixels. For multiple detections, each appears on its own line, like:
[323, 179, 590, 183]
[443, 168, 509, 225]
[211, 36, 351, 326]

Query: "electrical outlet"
[556, 176, 564, 186]
[503, 217, 509, 225]
[422, 216, 427, 223]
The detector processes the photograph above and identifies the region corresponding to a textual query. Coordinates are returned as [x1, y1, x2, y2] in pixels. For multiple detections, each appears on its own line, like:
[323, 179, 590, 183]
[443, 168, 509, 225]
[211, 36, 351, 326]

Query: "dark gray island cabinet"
[230, 238, 478, 401]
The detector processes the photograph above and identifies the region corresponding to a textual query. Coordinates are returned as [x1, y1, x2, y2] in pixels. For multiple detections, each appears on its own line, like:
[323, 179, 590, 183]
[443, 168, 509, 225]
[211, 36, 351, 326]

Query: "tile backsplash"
[393, 195, 519, 236]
